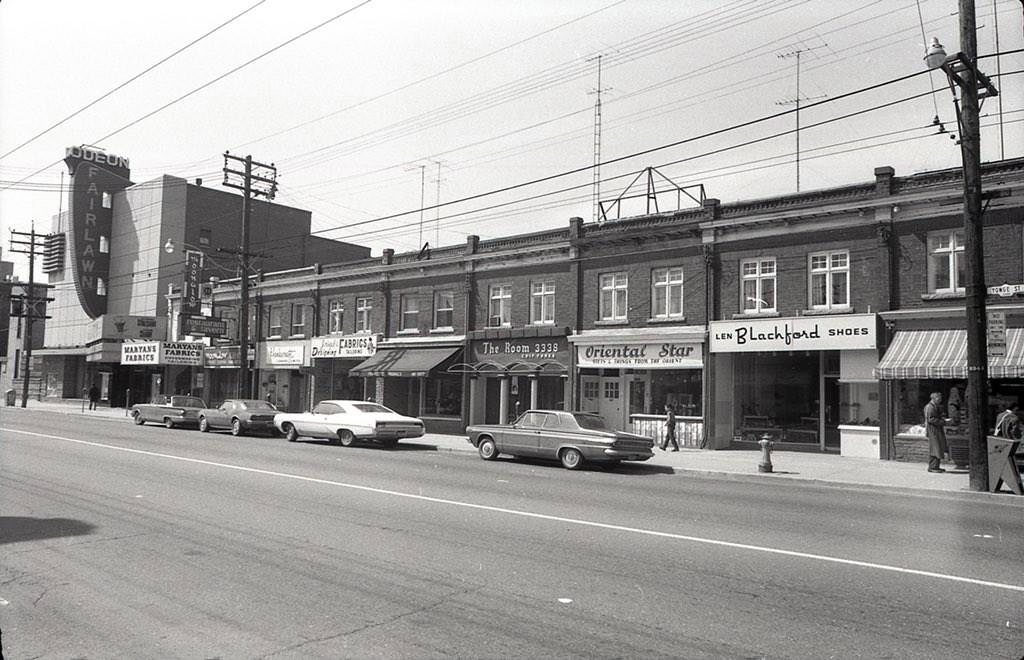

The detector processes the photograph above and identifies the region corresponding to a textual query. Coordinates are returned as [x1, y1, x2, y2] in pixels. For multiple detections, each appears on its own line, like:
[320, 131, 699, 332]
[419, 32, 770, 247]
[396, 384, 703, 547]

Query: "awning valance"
[448, 360, 567, 375]
[874, 329, 1024, 379]
[348, 346, 461, 378]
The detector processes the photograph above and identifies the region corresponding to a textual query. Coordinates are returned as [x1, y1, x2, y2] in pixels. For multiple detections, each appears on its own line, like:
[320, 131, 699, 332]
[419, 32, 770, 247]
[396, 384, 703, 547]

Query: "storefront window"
[422, 374, 462, 416]
[531, 280, 555, 324]
[741, 258, 775, 313]
[651, 267, 684, 319]
[809, 251, 849, 309]
[433, 291, 454, 329]
[650, 370, 702, 417]
[400, 294, 419, 331]
[927, 230, 964, 293]
[599, 272, 628, 321]
[896, 380, 966, 435]
[356, 297, 372, 333]
[328, 300, 344, 334]
[488, 285, 512, 327]
[839, 381, 878, 425]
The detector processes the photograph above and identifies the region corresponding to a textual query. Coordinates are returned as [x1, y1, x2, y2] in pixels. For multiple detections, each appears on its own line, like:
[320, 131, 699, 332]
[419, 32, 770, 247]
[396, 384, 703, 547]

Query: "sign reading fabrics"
[576, 341, 702, 369]
[709, 314, 876, 353]
[310, 334, 378, 359]
[120, 341, 204, 366]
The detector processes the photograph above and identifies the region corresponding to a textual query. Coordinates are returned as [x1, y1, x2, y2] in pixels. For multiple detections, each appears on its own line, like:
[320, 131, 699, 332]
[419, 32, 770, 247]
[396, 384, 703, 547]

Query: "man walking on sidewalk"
[924, 391, 949, 473]
[88, 384, 100, 411]
[660, 404, 680, 451]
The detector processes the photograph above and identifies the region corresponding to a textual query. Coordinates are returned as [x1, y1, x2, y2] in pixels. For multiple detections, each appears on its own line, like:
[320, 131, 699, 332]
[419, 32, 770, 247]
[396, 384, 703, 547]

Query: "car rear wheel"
[199, 417, 210, 433]
[477, 437, 498, 461]
[337, 429, 355, 447]
[559, 447, 584, 470]
[231, 418, 242, 437]
[283, 423, 298, 442]
[163, 417, 175, 429]
[132, 411, 144, 425]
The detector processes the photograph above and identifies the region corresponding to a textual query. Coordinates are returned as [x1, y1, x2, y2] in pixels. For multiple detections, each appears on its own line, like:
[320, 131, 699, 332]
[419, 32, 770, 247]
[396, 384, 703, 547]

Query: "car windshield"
[572, 413, 611, 431]
[352, 403, 393, 414]
[170, 396, 205, 408]
[241, 401, 276, 410]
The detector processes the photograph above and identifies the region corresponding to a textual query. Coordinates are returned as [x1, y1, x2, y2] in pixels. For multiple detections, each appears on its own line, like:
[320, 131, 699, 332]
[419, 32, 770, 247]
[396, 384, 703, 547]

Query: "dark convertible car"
[466, 410, 654, 470]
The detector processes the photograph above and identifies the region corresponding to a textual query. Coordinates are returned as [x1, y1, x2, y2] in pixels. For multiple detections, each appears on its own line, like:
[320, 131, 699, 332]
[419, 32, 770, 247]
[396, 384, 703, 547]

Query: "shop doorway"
[580, 374, 624, 429]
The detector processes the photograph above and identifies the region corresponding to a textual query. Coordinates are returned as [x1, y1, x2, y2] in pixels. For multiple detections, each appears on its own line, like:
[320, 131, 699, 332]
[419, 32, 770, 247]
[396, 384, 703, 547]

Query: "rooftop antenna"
[587, 53, 612, 222]
[776, 43, 827, 192]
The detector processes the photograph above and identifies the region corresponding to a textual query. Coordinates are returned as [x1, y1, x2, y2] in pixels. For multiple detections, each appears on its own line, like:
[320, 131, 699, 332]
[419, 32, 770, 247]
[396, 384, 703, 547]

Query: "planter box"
[839, 425, 881, 459]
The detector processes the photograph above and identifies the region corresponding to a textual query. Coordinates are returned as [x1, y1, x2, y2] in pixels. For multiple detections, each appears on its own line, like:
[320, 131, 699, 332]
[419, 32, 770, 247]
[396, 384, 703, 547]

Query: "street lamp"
[923, 16, 999, 492]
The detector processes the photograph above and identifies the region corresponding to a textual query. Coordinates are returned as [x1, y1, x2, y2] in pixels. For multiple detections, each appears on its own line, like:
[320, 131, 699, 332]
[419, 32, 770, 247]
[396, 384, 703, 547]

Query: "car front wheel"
[337, 429, 355, 447]
[163, 418, 175, 429]
[132, 411, 145, 425]
[231, 418, 243, 437]
[477, 437, 498, 461]
[559, 447, 584, 470]
[283, 423, 298, 442]
[199, 417, 210, 433]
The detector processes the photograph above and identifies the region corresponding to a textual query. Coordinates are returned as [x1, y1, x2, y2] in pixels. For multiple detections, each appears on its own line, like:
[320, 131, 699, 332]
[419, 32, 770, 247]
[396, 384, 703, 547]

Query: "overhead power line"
[0, 0, 270, 163]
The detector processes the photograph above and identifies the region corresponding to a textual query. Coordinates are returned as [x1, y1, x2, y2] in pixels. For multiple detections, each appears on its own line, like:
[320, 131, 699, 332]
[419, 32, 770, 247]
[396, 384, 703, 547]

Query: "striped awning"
[875, 328, 1024, 379]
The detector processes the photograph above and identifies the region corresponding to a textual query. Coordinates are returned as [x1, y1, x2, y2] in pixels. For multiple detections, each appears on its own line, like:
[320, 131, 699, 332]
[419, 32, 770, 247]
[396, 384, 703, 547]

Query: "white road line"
[6, 427, 1024, 594]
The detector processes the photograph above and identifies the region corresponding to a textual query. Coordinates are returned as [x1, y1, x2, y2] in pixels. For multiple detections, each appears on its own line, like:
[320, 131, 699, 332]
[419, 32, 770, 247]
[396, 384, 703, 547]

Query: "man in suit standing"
[924, 391, 949, 473]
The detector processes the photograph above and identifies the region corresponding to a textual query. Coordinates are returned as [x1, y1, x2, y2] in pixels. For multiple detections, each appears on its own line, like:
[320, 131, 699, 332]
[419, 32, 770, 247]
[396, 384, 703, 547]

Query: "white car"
[274, 400, 425, 447]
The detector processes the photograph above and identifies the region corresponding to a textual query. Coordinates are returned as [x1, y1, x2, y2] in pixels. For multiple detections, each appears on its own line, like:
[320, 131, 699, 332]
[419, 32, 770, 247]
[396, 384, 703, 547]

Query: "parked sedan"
[130, 395, 207, 429]
[466, 410, 654, 470]
[198, 399, 279, 436]
[274, 400, 425, 446]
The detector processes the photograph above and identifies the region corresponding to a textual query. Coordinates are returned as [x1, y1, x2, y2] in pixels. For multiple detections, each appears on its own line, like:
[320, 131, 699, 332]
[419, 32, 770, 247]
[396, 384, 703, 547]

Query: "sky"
[1, 0, 1022, 281]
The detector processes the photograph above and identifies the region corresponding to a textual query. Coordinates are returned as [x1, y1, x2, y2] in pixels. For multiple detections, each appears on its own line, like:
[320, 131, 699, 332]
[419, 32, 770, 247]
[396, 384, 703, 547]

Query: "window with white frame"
[808, 251, 849, 309]
[290, 304, 307, 336]
[488, 284, 511, 327]
[927, 230, 965, 293]
[599, 272, 628, 321]
[268, 305, 283, 337]
[741, 258, 776, 313]
[355, 297, 372, 333]
[400, 294, 419, 331]
[530, 280, 555, 324]
[328, 299, 344, 334]
[651, 267, 684, 319]
[434, 291, 454, 329]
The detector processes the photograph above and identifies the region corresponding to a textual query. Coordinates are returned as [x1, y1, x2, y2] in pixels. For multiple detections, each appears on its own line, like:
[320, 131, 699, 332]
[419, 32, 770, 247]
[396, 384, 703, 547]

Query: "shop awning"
[348, 347, 461, 378]
[874, 329, 1024, 379]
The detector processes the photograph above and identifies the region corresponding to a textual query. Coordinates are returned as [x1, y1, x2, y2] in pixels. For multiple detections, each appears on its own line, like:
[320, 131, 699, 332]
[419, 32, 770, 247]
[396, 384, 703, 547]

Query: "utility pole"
[223, 152, 277, 399]
[8, 223, 50, 408]
[957, 0, 988, 492]
[777, 46, 827, 192]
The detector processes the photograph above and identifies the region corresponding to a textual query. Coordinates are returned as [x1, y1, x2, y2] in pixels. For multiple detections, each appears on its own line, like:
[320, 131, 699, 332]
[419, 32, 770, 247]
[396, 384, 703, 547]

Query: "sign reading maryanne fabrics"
[63, 145, 132, 319]
[709, 313, 876, 353]
[576, 341, 703, 369]
[120, 341, 204, 366]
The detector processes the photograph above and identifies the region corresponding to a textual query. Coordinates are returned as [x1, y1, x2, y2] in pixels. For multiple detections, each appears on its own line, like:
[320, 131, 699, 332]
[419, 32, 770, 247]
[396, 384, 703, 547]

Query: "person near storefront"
[994, 403, 1022, 439]
[924, 391, 949, 473]
[660, 404, 680, 451]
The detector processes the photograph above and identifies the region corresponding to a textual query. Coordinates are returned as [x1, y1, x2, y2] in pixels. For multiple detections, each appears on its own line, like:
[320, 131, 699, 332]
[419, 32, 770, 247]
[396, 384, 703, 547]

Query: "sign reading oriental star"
[63, 146, 132, 318]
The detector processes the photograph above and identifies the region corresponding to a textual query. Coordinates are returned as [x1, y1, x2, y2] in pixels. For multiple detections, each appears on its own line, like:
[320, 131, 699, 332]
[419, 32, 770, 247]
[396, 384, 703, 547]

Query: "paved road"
[2, 410, 1022, 659]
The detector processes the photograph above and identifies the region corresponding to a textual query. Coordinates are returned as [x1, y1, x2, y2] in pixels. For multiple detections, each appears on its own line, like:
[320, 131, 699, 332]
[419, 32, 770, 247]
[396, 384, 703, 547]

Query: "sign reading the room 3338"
[63, 145, 132, 319]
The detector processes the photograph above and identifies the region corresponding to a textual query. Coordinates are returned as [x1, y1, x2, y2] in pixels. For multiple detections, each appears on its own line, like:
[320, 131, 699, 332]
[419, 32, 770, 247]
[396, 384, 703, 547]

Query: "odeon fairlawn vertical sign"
[63, 145, 132, 318]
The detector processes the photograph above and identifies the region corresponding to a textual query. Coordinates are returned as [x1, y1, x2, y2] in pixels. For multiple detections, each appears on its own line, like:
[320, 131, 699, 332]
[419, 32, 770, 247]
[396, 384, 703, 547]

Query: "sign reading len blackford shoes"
[63, 146, 132, 319]
[709, 313, 877, 353]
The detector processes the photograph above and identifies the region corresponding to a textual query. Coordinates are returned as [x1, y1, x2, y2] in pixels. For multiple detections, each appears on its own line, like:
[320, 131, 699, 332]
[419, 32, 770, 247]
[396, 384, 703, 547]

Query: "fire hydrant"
[758, 433, 774, 473]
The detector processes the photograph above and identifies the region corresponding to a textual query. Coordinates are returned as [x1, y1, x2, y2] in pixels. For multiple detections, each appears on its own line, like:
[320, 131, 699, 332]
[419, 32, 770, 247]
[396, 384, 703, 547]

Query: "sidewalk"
[5, 399, 1018, 498]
